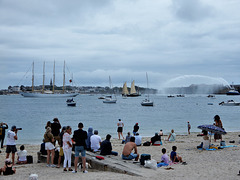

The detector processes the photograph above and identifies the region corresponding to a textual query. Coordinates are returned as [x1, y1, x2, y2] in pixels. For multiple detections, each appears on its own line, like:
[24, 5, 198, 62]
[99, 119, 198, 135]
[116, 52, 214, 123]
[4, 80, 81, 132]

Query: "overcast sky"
[1, 0, 240, 90]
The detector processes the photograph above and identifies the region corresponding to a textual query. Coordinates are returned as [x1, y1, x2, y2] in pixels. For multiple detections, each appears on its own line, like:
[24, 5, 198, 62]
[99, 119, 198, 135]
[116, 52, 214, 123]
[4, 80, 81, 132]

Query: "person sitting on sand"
[122, 136, 139, 161]
[135, 133, 142, 146]
[170, 146, 183, 163]
[125, 132, 132, 144]
[167, 129, 176, 142]
[16, 145, 27, 164]
[90, 130, 101, 152]
[157, 148, 169, 167]
[151, 133, 161, 145]
[202, 130, 210, 150]
[100, 134, 118, 156]
[0, 159, 16, 175]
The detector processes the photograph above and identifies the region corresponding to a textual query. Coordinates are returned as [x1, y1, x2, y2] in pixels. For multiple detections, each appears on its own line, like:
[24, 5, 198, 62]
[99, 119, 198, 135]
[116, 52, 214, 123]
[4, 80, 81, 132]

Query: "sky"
[1, 0, 240, 90]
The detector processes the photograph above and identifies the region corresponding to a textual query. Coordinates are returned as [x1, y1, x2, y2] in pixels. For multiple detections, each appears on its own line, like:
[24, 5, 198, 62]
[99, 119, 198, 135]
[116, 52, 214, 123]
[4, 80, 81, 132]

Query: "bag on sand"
[27, 155, 33, 164]
[143, 141, 151, 146]
[144, 159, 157, 170]
[140, 154, 151, 165]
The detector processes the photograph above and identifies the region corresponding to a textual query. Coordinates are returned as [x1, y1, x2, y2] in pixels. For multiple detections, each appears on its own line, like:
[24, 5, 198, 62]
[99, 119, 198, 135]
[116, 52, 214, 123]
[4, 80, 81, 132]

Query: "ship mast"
[32, 61, 34, 92]
[53, 61, 55, 93]
[63, 60, 65, 93]
[42, 61, 45, 93]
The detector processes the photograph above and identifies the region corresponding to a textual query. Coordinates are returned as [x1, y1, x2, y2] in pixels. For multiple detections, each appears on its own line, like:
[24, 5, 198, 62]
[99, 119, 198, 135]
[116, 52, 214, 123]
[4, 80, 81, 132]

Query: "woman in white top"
[17, 145, 27, 164]
[63, 126, 73, 171]
[117, 119, 124, 140]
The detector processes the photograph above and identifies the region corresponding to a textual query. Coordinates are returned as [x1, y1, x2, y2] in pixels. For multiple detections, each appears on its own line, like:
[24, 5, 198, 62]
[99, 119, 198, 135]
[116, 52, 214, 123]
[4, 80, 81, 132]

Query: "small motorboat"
[207, 94, 215, 98]
[176, 94, 185, 97]
[167, 95, 175, 98]
[66, 98, 76, 106]
[219, 100, 240, 106]
[103, 97, 117, 103]
[141, 99, 153, 106]
[226, 89, 240, 95]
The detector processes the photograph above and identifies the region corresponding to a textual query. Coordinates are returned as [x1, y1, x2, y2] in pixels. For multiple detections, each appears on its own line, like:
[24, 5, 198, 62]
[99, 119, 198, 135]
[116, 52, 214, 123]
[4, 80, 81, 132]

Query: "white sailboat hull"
[141, 99, 153, 106]
[20, 92, 79, 98]
[103, 97, 117, 103]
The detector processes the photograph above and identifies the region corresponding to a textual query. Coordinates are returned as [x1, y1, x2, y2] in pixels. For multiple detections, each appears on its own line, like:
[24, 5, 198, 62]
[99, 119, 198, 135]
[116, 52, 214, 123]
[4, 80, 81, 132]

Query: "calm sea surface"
[0, 94, 239, 144]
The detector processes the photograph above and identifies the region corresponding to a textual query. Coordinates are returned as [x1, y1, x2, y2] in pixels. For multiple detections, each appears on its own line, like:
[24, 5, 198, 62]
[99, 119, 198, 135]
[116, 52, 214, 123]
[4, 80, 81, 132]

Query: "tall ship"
[127, 80, 141, 97]
[20, 61, 79, 98]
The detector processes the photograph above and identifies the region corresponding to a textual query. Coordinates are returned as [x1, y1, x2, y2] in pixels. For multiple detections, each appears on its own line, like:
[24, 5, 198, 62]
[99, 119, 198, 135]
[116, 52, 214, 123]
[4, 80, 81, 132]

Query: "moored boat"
[66, 98, 76, 106]
[219, 100, 240, 106]
[141, 73, 153, 107]
[226, 89, 240, 95]
[127, 80, 141, 97]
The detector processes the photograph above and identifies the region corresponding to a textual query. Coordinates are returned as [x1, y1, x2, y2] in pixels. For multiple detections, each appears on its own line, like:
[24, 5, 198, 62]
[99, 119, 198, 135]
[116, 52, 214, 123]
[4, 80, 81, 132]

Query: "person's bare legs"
[120, 132, 124, 139]
[12, 153, 15, 165]
[57, 155, 61, 168]
[51, 150, 55, 165]
[177, 156, 183, 163]
[82, 157, 86, 171]
[6, 153, 10, 159]
[47, 150, 50, 165]
[118, 133, 120, 140]
[74, 157, 78, 171]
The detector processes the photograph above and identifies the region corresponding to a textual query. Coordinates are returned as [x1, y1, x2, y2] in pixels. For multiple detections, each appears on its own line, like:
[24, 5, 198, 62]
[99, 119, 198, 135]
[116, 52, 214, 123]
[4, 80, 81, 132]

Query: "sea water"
[0, 94, 239, 144]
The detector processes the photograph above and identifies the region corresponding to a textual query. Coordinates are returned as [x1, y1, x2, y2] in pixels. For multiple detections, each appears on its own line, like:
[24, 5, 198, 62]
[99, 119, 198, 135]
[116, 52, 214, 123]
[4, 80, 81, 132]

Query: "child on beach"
[170, 146, 183, 163]
[17, 145, 27, 164]
[0, 159, 16, 175]
[157, 148, 169, 167]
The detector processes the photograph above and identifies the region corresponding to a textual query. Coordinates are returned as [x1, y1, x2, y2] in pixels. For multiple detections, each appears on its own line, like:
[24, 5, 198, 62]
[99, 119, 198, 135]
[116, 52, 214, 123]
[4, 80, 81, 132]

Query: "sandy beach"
[0, 132, 239, 180]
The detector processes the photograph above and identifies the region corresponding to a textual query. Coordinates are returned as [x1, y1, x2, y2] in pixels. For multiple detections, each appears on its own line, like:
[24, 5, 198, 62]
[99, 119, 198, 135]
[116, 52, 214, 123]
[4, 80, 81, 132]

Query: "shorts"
[117, 127, 123, 132]
[6, 145, 17, 153]
[59, 147, 64, 156]
[122, 153, 138, 160]
[45, 142, 55, 150]
[54, 136, 61, 144]
[74, 146, 86, 157]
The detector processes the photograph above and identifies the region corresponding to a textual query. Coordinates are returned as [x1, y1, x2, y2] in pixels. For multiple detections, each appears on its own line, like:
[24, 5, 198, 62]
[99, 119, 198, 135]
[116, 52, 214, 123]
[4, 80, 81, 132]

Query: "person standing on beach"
[72, 122, 88, 173]
[0, 122, 8, 148]
[63, 126, 73, 172]
[117, 119, 124, 140]
[44, 127, 56, 167]
[6, 125, 18, 165]
[187, 122, 191, 135]
[57, 126, 66, 168]
[51, 118, 61, 146]
[133, 123, 139, 135]
[213, 115, 223, 142]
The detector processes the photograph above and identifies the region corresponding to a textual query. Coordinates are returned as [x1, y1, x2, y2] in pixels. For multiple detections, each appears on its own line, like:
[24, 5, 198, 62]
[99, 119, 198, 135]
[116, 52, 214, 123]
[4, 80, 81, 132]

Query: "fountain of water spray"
[161, 75, 231, 94]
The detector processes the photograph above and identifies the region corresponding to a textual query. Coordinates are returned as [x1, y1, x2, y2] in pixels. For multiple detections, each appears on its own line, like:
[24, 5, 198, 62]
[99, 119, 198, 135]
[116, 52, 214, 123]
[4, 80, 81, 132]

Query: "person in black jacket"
[0, 122, 8, 148]
[133, 123, 139, 135]
[100, 134, 118, 156]
[72, 123, 88, 173]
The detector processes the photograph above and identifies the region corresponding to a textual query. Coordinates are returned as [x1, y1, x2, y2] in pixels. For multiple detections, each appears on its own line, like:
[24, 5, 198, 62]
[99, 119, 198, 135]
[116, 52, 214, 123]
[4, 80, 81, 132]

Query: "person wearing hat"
[90, 130, 102, 152]
[133, 123, 139, 136]
[51, 118, 61, 146]
[5, 125, 18, 165]
[0, 122, 8, 148]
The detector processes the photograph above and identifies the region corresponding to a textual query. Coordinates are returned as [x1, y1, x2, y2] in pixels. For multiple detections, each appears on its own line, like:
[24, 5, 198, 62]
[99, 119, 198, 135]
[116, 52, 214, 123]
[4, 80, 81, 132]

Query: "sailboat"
[20, 61, 79, 98]
[127, 80, 141, 97]
[141, 73, 153, 106]
[103, 76, 117, 103]
[122, 82, 129, 97]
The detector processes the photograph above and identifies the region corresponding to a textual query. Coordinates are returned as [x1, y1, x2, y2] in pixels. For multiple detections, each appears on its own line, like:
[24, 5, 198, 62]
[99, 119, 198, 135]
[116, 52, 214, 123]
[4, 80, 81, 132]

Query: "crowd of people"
[0, 114, 225, 176]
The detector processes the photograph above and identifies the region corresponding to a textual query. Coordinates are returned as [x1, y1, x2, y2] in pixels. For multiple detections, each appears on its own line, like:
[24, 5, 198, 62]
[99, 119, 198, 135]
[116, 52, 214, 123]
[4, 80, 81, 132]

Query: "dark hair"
[78, 123, 83, 128]
[20, 145, 25, 151]
[172, 146, 177, 151]
[214, 115, 220, 122]
[130, 136, 135, 142]
[162, 148, 166, 154]
[106, 134, 111, 140]
[119, 119, 121, 121]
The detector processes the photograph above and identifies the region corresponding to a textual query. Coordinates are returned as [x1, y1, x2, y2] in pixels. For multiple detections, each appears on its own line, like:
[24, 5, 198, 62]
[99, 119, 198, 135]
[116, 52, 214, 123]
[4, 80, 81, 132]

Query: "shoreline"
[0, 132, 239, 180]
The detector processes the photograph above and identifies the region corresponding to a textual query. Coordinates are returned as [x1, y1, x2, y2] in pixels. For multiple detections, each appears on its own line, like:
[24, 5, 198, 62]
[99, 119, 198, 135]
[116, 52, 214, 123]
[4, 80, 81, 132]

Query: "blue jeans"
[75, 146, 86, 157]
[122, 153, 137, 160]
